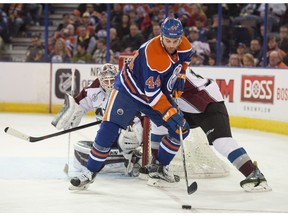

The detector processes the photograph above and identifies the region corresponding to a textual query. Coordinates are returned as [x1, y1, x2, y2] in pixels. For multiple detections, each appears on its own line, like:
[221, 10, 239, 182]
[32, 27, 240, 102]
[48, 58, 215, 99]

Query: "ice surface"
[0, 113, 288, 213]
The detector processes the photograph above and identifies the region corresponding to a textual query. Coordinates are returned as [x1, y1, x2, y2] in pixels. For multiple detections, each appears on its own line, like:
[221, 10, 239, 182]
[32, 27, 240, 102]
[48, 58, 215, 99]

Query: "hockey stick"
[179, 125, 198, 195]
[4, 120, 101, 143]
[175, 98, 198, 195]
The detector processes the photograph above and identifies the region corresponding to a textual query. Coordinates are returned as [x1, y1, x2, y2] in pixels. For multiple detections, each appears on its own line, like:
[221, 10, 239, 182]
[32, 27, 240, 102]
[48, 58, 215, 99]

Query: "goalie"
[51, 63, 143, 176]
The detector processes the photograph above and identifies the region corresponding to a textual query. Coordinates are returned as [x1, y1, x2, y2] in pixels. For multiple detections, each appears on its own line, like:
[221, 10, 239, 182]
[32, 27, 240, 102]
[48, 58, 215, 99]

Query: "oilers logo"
[166, 64, 182, 92]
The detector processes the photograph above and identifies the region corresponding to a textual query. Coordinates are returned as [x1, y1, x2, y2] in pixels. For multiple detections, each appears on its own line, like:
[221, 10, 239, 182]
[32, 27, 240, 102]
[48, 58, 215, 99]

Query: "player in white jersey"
[52, 63, 143, 176]
[143, 68, 271, 192]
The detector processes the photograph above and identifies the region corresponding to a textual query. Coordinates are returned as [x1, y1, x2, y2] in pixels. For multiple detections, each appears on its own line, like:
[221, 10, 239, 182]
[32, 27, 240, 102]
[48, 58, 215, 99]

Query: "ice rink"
[0, 112, 288, 213]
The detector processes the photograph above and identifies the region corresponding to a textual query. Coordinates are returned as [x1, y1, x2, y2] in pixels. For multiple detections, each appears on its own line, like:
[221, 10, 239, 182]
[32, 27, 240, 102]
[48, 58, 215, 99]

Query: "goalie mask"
[98, 63, 118, 92]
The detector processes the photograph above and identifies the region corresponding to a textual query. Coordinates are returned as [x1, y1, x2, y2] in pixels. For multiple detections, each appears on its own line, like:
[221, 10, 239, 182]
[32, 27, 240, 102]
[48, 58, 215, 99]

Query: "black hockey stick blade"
[4, 120, 101, 142]
[188, 181, 198, 195]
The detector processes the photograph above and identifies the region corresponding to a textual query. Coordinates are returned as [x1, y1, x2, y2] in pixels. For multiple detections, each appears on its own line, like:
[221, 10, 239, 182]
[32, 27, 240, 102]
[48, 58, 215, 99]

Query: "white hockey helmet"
[98, 63, 118, 92]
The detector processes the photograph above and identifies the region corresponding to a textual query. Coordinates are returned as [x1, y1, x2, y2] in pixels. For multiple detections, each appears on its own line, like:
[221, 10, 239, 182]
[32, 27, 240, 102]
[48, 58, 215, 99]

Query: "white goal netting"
[169, 127, 230, 178]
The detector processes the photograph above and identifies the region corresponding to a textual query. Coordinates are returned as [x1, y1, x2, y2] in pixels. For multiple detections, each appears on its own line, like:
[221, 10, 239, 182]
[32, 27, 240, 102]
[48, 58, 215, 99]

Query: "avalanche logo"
[241, 75, 274, 103]
[55, 69, 80, 99]
[167, 64, 182, 92]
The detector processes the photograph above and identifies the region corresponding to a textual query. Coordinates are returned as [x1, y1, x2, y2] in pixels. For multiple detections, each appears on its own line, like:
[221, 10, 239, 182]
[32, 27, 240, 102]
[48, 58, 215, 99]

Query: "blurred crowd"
[1, 3, 288, 68]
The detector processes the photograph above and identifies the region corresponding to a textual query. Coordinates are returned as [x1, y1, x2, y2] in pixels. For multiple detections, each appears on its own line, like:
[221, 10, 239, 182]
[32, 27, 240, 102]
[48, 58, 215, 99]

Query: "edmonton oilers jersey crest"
[167, 64, 182, 92]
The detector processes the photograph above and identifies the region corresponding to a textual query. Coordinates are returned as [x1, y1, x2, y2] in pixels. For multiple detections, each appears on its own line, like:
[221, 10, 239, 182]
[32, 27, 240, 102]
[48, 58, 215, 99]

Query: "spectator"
[8, 3, 25, 37]
[247, 38, 263, 67]
[188, 26, 210, 64]
[121, 23, 146, 52]
[69, 9, 82, 30]
[80, 12, 95, 36]
[268, 50, 288, 68]
[92, 38, 115, 64]
[109, 27, 121, 54]
[279, 24, 288, 53]
[94, 11, 108, 40]
[207, 53, 217, 66]
[227, 53, 241, 67]
[25, 33, 44, 62]
[49, 38, 71, 63]
[147, 23, 161, 40]
[26, 4, 42, 26]
[111, 4, 123, 28]
[257, 4, 287, 32]
[0, 4, 11, 43]
[242, 53, 256, 67]
[84, 3, 100, 27]
[114, 13, 130, 42]
[266, 34, 287, 60]
[136, 5, 151, 39]
[206, 14, 229, 63]
[55, 24, 76, 57]
[194, 16, 209, 42]
[56, 13, 70, 32]
[190, 52, 204, 66]
[75, 25, 97, 54]
[72, 42, 92, 63]
[187, 4, 207, 27]
[236, 42, 247, 64]
[259, 23, 271, 45]
[47, 35, 55, 55]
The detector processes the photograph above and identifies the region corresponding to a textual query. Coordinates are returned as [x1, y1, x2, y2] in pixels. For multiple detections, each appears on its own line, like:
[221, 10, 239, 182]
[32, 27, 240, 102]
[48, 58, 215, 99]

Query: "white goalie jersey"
[52, 64, 144, 176]
[74, 79, 109, 118]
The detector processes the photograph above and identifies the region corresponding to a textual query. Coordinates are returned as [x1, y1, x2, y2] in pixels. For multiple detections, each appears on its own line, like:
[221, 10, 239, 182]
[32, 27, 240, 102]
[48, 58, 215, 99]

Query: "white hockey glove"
[51, 93, 85, 130]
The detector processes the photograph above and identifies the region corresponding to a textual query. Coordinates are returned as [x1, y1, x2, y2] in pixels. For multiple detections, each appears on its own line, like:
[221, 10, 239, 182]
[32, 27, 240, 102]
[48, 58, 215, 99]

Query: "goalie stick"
[4, 120, 101, 143]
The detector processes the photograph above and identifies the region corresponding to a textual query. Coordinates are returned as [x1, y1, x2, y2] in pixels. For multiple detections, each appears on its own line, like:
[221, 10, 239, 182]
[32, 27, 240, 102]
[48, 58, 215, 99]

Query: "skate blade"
[242, 181, 272, 192]
[68, 184, 90, 191]
[147, 177, 178, 188]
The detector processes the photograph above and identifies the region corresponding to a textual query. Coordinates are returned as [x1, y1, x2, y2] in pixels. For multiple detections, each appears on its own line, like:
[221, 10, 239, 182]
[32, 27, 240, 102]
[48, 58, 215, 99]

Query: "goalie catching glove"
[51, 93, 86, 130]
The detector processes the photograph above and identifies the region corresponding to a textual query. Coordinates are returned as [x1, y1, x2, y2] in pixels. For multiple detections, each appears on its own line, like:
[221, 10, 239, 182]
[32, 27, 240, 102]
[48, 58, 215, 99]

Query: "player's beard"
[166, 47, 177, 55]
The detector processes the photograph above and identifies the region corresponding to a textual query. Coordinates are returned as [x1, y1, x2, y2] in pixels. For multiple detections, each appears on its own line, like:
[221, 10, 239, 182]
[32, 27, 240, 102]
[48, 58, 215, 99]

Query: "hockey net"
[142, 118, 230, 178]
[118, 53, 230, 179]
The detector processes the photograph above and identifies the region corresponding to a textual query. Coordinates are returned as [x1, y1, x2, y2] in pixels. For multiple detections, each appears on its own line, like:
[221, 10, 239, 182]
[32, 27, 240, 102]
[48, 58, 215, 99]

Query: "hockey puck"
[182, 205, 192, 210]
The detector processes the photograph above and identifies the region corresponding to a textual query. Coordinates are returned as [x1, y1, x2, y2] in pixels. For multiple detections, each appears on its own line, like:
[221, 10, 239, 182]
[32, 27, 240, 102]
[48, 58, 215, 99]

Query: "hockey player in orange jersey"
[69, 17, 194, 190]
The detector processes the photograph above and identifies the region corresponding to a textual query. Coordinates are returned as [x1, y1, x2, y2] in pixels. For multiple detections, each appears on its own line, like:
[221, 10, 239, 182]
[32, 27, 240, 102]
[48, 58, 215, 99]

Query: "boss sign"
[241, 75, 274, 103]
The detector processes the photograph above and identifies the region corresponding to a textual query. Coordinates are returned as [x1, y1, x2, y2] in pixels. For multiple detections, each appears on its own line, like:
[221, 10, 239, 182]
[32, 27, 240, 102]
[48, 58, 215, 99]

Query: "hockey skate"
[146, 163, 180, 187]
[240, 161, 272, 192]
[69, 169, 97, 190]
